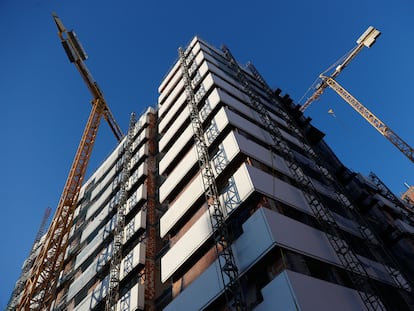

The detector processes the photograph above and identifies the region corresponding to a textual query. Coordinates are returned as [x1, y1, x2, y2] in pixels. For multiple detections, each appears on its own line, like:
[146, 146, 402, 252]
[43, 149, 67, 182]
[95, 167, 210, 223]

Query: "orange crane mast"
[18, 13, 124, 310]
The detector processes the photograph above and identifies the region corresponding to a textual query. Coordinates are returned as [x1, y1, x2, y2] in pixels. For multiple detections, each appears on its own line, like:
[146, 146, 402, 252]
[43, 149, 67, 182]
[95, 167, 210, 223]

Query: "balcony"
[161, 163, 255, 282]
[128, 144, 148, 171]
[127, 161, 148, 191]
[158, 91, 187, 134]
[124, 210, 147, 243]
[77, 215, 116, 265]
[159, 99, 190, 153]
[160, 129, 292, 238]
[159, 58, 210, 134]
[78, 140, 124, 199]
[115, 282, 145, 311]
[159, 146, 198, 204]
[159, 125, 193, 176]
[67, 243, 113, 302]
[254, 270, 367, 311]
[73, 277, 144, 311]
[158, 37, 202, 102]
[126, 184, 147, 214]
[70, 225, 145, 302]
[159, 73, 215, 153]
[163, 207, 392, 310]
[120, 242, 146, 280]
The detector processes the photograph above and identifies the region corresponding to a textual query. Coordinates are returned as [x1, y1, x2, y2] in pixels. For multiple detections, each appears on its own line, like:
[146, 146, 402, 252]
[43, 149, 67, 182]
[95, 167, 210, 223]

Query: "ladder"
[249, 63, 413, 298]
[223, 47, 386, 311]
[106, 113, 136, 311]
[178, 47, 246, 310]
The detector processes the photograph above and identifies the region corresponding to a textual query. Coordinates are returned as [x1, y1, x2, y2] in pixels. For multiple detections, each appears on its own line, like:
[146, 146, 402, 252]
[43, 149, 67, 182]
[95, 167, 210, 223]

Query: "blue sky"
[1, 0, 413, 307]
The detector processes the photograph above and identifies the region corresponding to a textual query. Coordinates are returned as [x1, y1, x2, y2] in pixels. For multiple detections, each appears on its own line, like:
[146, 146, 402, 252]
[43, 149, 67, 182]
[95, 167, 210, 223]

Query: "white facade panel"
[82, 204, 111, 244]
[124, 210, 146, 243]
[159, 146, 198, 203]
[127, 161, 148, 191]
[116, 283, 145, 311]
[161, 208, 212, 282]
[74, 275, 109, 311]
[262, 205, 340, 264]
[223, 107, 274, 147]
[128, 144, 148, 171]
[158, 60, 181, 95]
[158, 65, 183, 105]
[126, 184, 147, 215]
[132, 128, 149, 151]
[211, 73, 250, 105]
[86, 182, 116, 222]
[374, 194, 401, 213]
[160, 131, 243, 237]
[254, 271, 298, 311]
[159, 79, 185, 120]
[163, 259, 224, 311]
[396, 219, 414, 234]
[255, 270, 367, 311]
[158, 38, 201, 99]
[160, 173, 204, 238]
[90, 165, 117, 201]
[159, 103, 190, 152]
[77, 216, 116, 268]
[209, 72, 276, 119]
[358, 256, 395, 285]
[235, 131, 291, 177]
[120, 242, 146, 280]
[159, 91, 187, 134]
[162, 207, 276, 310]
[161, 164, 255, 282]
[79, 140, 124, 200]
[68, 243, 113, 301]
[132, 110, 151, 138]
[332, 212, 362, 238]
[163, 208, 384, 310]
[159, 125, 193, 175]
[159, 73, 215, 152]
[246, 164, 313, 215]
[280, 127, 302, 147]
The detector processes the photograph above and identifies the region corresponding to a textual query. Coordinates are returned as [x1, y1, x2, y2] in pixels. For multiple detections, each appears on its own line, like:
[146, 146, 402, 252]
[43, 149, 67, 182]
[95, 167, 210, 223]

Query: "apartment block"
[49, 107, 158, 310]
[156, 37, 414, 310]
[8, 36, 414, 311]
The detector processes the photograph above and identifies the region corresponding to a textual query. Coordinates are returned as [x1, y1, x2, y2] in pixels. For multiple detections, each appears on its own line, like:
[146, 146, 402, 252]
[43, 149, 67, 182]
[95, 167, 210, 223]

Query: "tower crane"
[7, 208, 51, 310]
[299, 26, 380, 112]
[18, 13, 124, 310]
[300, 26, 414, 164]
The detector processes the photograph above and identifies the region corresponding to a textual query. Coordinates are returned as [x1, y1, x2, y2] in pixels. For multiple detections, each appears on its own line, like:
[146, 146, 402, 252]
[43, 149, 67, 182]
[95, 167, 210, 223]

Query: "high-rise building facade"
[156, 36, 414, 310]
[8, 36, 414, 311]
[21, 107, 159, 310]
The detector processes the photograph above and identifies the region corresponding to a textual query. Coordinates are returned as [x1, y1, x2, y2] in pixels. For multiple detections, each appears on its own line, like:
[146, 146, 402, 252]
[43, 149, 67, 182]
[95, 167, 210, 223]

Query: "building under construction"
[8, 35, 414, 310]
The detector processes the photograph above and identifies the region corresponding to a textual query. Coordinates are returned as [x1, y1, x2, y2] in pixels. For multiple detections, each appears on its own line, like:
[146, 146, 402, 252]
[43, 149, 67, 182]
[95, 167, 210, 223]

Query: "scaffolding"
[7, 208, 51, 310]
[178, 47, 246, 310]
[248, 63, 414, 299]
[106, 113, 136, 311]
[223, 47, 386, 311]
